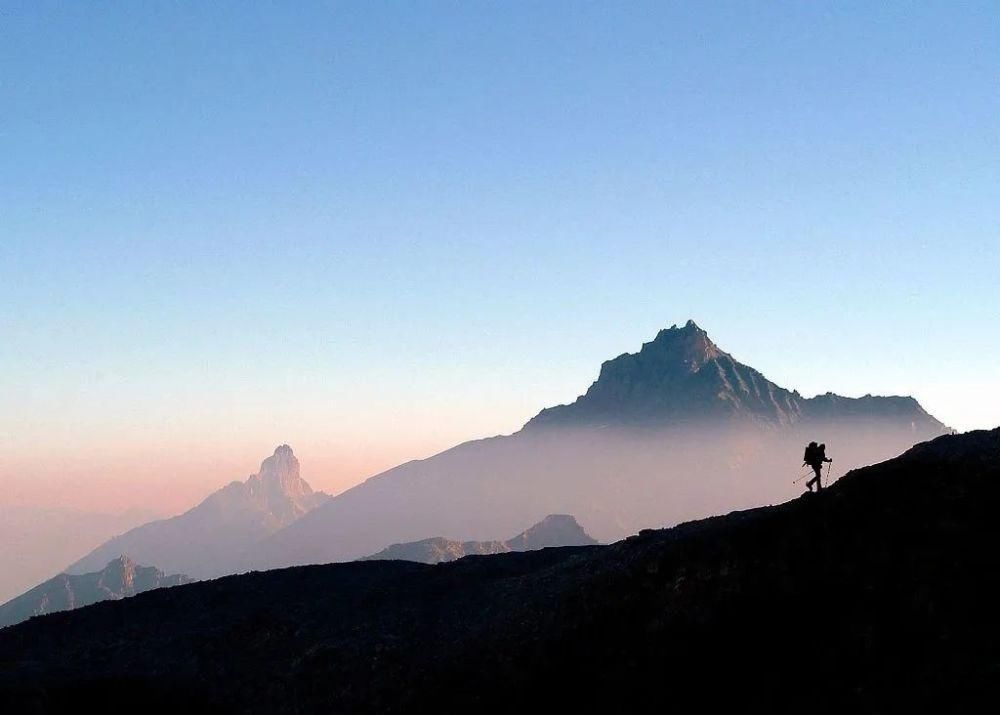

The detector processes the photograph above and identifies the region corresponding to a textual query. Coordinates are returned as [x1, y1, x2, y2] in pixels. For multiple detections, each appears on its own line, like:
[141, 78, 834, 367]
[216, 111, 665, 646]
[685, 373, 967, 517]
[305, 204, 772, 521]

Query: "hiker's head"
[819, 443, 826, 450]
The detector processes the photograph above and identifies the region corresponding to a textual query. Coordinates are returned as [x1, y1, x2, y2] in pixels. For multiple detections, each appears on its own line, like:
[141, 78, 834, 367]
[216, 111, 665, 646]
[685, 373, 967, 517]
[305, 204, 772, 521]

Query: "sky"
[2, 1, 998, 513]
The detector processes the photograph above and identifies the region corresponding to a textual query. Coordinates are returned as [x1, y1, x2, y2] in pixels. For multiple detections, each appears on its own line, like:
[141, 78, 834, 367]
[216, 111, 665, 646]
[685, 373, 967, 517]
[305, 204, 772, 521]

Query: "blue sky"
[2, 2, 998, 508]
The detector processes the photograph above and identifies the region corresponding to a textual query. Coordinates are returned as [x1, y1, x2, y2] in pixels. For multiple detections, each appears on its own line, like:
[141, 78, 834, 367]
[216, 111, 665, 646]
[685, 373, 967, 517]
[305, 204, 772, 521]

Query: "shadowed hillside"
[1, 428, 997, 714]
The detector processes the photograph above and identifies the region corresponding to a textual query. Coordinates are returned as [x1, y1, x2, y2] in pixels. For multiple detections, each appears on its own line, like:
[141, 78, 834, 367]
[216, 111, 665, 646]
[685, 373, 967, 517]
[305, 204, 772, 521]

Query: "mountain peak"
[262, 444, 297, 472]
[525, 321, 745, 427]
[236, 445, 331, 529]
[257, 445, 307, 495]
[524, 321, 945, 431]
[109, 554, 135, 571]
[505, 514, 598, 551]
[65, 443, 330, 580]
[648, 320, 723, 369]
[359, 514, 598, 563]
[670, 318, 704, 332]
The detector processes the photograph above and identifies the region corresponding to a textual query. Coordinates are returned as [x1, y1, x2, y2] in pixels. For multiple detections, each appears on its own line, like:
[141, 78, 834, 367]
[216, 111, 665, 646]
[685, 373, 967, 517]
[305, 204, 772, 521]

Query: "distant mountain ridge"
[55, 322, 949, 586]
[527, 321, 945, 430]
[361, 514, 598, 563]
[251, 321, 948, 570]
[0, 555, 191, 629]
[66, 445, 328, 579]
[0, 506, 160, 604]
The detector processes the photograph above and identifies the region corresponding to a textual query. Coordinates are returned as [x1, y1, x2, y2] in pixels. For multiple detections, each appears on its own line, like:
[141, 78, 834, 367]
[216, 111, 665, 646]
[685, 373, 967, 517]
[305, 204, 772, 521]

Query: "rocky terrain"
[0, 555, 191, 629]
[361, 514, 597, 563]
[1, 428, 996, 714]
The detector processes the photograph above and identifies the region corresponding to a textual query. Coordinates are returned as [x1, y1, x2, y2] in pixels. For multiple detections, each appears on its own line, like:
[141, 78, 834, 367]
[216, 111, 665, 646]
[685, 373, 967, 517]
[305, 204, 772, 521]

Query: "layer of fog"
[253, 420, 942, 570]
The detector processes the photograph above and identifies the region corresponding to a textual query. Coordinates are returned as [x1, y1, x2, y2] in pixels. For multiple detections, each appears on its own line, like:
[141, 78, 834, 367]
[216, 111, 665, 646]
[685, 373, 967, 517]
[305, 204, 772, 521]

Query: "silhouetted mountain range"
[66, 445, 328, 579]
[361, 514, 597, 563]
[1, 429, 997, 713]
[0, 555, 190, 630]
[42, 323, 949, 591]
[250, 322, 947, 569]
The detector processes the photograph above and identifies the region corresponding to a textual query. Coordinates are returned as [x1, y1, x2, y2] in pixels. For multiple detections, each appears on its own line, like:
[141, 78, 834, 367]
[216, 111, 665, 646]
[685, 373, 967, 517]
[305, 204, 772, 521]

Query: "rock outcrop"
[361, 514, 597, 563]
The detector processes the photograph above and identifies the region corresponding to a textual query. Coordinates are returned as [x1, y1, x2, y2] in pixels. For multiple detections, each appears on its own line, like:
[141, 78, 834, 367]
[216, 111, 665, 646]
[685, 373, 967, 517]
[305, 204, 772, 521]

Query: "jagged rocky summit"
[527, 320, 945, 430]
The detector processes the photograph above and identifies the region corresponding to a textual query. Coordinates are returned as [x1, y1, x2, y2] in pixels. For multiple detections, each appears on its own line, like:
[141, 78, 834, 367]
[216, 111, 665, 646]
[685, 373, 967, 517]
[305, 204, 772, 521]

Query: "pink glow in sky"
[0, 437, 467, 515]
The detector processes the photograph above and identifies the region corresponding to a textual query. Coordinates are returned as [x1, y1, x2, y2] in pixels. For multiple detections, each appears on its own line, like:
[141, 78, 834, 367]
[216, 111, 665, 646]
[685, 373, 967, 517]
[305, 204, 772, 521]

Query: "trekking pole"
[825, 461, 833, 486]
[792, 469, 812, 484]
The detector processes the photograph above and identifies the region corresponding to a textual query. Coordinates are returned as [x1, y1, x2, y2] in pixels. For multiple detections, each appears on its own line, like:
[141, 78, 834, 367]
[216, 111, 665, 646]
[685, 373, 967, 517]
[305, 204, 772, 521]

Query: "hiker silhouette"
[803, 441, 832, 492]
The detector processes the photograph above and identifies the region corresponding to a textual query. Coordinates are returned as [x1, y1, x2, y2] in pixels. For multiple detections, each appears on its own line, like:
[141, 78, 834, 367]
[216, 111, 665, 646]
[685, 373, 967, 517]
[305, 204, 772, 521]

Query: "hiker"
[803, 442, 832, 492]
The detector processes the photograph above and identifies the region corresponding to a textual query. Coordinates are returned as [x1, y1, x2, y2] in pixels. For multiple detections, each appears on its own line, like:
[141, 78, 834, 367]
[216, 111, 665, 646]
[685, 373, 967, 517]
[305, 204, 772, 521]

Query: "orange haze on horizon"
[0, 437, 475, 516]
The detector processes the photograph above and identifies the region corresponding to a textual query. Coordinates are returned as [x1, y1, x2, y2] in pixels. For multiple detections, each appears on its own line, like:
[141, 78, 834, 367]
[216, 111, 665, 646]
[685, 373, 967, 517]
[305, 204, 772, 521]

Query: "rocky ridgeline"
[0, 555, 191, 629]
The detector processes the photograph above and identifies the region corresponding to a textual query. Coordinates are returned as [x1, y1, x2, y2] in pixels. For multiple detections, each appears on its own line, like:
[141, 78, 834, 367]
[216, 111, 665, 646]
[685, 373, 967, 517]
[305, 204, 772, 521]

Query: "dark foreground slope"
[2, 429, 998, 714]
